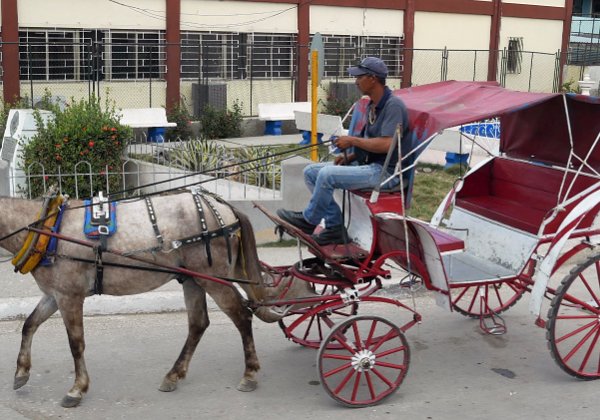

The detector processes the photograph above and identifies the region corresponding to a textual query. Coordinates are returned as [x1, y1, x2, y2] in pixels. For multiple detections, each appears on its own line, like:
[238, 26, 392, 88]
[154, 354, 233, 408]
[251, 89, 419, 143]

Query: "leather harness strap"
[197, 193, 234, 264]
[144, 197, 164, 249]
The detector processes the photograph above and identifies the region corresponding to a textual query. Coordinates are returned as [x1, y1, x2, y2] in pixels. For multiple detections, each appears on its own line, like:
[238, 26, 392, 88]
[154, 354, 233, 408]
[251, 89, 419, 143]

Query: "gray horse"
[1, 191, 275, 407]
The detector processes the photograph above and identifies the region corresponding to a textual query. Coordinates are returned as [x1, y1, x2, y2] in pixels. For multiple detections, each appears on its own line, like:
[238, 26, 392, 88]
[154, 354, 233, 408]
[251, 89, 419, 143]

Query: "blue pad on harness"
[83, 200, 117, 239]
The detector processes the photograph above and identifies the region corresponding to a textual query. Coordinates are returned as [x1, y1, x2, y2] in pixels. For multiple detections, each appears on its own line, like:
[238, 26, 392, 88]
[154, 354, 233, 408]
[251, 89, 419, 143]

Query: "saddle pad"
[84, 200, 117, 239]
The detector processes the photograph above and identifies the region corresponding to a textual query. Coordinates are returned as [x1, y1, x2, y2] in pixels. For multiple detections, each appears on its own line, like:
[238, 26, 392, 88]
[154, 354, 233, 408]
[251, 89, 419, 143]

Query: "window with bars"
[181, 31, 295, 80]
[507, 37, 523, 74]
[105, 30, 165, 80]
[19, 29, 94, 81]
[181, 31, 238, 79]
[321, 34, 404, 78]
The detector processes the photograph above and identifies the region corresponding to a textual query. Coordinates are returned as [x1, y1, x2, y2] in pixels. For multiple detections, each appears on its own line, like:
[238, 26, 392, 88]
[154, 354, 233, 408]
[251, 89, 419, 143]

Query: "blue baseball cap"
[348, 57, 388, 78]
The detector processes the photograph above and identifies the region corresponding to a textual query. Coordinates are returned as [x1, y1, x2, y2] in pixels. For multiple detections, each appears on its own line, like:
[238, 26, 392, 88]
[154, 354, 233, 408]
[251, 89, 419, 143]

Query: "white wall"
[499, 17, 563, 54]
[412, 12, 491, 86]
[181, 0, 297, 33]
[414, 12, 491, 49]
[310, 6, 403, 37]
[18, 0, 167, 30]
[503, 0, 565, 6]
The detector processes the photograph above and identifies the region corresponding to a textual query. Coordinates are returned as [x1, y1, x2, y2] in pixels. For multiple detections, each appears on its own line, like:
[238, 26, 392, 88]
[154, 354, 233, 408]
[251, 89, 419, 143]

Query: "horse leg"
[204, 282, 260, 392]
[56, 295, 89, 408]
[159, 279, 210, 392]
[14, 294, 58, 390]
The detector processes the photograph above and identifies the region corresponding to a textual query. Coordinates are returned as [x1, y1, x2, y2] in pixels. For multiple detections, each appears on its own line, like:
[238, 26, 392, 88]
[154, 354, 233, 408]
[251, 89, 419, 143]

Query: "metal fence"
[0, 37, 579, 117]
[9, 138, 281, 200]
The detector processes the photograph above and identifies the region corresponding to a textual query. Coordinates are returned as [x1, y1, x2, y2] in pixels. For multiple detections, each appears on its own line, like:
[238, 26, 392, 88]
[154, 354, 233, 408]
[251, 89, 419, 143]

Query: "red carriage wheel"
[317, 315, 410, 407]
[278, 283, 358, 349]
[547, 254, 600, 379]
[451, 280, 526, 318]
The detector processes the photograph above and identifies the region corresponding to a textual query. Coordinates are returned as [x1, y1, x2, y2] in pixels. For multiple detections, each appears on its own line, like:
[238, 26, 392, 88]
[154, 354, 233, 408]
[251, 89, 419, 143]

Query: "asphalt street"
[1, 282, 598, 420]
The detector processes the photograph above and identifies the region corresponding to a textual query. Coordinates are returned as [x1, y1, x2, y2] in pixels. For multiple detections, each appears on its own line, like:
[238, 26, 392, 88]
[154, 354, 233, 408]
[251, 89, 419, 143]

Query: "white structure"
[0, 109, 53, 197]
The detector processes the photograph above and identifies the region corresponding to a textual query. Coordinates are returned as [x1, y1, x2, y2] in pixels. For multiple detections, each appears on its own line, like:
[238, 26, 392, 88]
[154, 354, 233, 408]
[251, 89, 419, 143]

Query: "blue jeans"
[302, 162, 398, 227]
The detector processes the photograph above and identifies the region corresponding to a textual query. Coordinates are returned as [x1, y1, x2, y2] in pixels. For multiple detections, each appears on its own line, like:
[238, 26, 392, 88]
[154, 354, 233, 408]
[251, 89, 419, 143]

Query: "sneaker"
[276, 209, 317, 234]
[311, 224, 350, 245]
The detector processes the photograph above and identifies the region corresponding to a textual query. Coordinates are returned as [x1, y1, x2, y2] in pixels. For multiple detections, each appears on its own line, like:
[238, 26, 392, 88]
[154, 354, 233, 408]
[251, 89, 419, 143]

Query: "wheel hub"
[351, 349, 376, 372]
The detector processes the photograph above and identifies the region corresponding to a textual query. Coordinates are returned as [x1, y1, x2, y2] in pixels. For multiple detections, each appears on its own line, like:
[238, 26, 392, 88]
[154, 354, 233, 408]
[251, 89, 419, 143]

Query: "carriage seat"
[455, 158, 598, 235]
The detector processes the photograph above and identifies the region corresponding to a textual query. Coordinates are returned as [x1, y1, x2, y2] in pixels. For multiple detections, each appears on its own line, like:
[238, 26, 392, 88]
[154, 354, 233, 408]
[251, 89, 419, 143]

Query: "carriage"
[3, 81, 599, 409]
[254, 81, 600, 407]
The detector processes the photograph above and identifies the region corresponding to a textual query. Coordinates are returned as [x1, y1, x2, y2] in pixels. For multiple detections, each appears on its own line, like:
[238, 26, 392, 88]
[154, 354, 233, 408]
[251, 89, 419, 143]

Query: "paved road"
[1, 284, 597, 420]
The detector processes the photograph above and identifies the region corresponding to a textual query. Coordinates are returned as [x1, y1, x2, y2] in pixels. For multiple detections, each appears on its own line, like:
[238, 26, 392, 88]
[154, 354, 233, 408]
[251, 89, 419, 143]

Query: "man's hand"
[334, 135, 355, 150]
[334, 152, 355, 165]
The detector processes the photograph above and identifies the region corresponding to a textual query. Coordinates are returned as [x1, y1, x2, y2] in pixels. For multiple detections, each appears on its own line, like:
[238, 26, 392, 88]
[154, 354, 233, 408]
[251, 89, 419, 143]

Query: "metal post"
[28, 43, 34, 107]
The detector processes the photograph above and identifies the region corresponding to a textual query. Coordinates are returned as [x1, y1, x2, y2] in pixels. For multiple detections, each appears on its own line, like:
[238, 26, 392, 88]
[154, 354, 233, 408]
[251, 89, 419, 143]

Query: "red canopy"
[391, 81, 600, 172]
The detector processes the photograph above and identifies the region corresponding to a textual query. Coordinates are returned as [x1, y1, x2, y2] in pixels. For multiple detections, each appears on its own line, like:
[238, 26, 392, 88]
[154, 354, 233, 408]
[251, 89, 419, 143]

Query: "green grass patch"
[407, 164, 464, 221]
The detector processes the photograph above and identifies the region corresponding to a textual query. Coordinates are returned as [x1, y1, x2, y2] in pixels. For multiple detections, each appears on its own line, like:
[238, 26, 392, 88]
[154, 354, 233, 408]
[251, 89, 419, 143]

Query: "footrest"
[253, 202, 368, 263]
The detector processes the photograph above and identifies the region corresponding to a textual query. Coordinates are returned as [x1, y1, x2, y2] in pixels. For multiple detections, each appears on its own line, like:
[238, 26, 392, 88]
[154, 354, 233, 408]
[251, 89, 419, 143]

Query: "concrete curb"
[0, 247, 300, 321]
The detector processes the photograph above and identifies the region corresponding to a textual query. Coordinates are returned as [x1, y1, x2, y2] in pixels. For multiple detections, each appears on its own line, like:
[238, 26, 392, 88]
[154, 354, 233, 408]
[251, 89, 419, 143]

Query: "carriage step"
[481, 315, 507, 335]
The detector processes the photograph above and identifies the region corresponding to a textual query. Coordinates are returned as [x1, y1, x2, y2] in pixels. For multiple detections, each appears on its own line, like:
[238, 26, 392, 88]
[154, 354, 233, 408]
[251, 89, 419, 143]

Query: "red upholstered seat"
[455, 158, 597, 235]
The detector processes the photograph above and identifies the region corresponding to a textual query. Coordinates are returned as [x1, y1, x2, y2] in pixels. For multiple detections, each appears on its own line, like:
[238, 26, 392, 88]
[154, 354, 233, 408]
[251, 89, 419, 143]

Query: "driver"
[277, 56, 410, 245]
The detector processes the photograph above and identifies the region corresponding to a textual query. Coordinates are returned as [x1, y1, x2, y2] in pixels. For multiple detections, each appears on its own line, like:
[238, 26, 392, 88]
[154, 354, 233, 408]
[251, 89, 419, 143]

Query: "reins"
[0, 139, 334, 244]
[26, 226, 258, 289]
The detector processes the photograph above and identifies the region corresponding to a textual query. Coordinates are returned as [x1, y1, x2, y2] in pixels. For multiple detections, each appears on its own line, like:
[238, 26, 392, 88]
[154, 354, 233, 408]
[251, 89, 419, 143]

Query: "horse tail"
[231, 207, 265, 302]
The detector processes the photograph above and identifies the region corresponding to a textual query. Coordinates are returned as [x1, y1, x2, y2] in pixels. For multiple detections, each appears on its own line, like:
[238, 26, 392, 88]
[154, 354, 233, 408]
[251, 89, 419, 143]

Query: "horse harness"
[90, 190, 241, 295]
[12, 190, 241, 296]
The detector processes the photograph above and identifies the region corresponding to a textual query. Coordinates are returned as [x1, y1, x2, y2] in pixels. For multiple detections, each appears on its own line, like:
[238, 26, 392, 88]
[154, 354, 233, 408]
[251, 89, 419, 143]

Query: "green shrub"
[168, 138, 229, 173]
[166, 101, 193, 141]
[234, 146, 281, 189]
[20, 95, 132, 199]
[320, 85, 359, 129]
[199, 102, 243, 139]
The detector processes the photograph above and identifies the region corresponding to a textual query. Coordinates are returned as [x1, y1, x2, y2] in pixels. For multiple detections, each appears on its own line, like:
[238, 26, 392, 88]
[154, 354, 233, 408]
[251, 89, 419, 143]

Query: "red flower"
[88, 141, 95, 148]
[55, 154, 62, 161]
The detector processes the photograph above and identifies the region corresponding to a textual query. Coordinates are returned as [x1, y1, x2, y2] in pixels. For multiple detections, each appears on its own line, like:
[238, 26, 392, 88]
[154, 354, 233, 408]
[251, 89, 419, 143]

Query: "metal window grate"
[507, 37, 523, 74]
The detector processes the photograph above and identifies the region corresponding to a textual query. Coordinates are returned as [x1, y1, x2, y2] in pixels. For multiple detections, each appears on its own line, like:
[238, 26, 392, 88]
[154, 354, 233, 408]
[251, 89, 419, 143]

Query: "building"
[0, 1, 575, 114]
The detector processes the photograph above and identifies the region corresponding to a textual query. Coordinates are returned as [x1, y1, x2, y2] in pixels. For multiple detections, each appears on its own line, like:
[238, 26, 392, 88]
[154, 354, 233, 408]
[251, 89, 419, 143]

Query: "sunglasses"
[356, 64, 382, 78]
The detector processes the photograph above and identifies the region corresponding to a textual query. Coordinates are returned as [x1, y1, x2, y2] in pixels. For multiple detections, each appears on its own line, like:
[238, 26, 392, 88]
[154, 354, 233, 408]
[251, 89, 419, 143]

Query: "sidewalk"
[0, 246, 304, 320]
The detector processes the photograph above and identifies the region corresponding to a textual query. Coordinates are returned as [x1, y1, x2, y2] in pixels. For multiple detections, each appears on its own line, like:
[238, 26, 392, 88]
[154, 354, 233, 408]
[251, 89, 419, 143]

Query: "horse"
[0, 190, 277, 408]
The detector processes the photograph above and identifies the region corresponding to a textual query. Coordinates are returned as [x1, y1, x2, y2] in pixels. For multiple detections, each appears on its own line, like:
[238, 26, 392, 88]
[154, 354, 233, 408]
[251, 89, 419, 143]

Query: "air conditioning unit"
[0, 109, 54, 197]
[328, 82, 361, 103]
[192, 82, 227, 117]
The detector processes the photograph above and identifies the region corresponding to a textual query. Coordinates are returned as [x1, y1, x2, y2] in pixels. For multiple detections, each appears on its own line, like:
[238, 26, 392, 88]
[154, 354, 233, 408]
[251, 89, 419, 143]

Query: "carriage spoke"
[374, 361, 406, 370]
[333, 367, 356, 394]
[562, 323, 600, 363]
[352, 321, 364, 351]
[323, 361, 353, 379]
[364, 371, 377, 400]
[365, 319, 378, 348]
[322, 353, 353, 361]
[555, 320, 597, 344]
[580, 272, 600, 308]
[371, 367, 394, 388]
[351, 371, 362, 402]
[376, 345, 407, 358]
[579, 326, 600, 372]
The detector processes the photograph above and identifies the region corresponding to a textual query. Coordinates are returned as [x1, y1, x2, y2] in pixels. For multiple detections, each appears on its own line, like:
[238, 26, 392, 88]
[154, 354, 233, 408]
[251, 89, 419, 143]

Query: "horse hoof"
[158, 378, 178, 392]
[61, 395, 82, 408]
[236, 378, 257, 392]
[13, 374, 30, 390]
